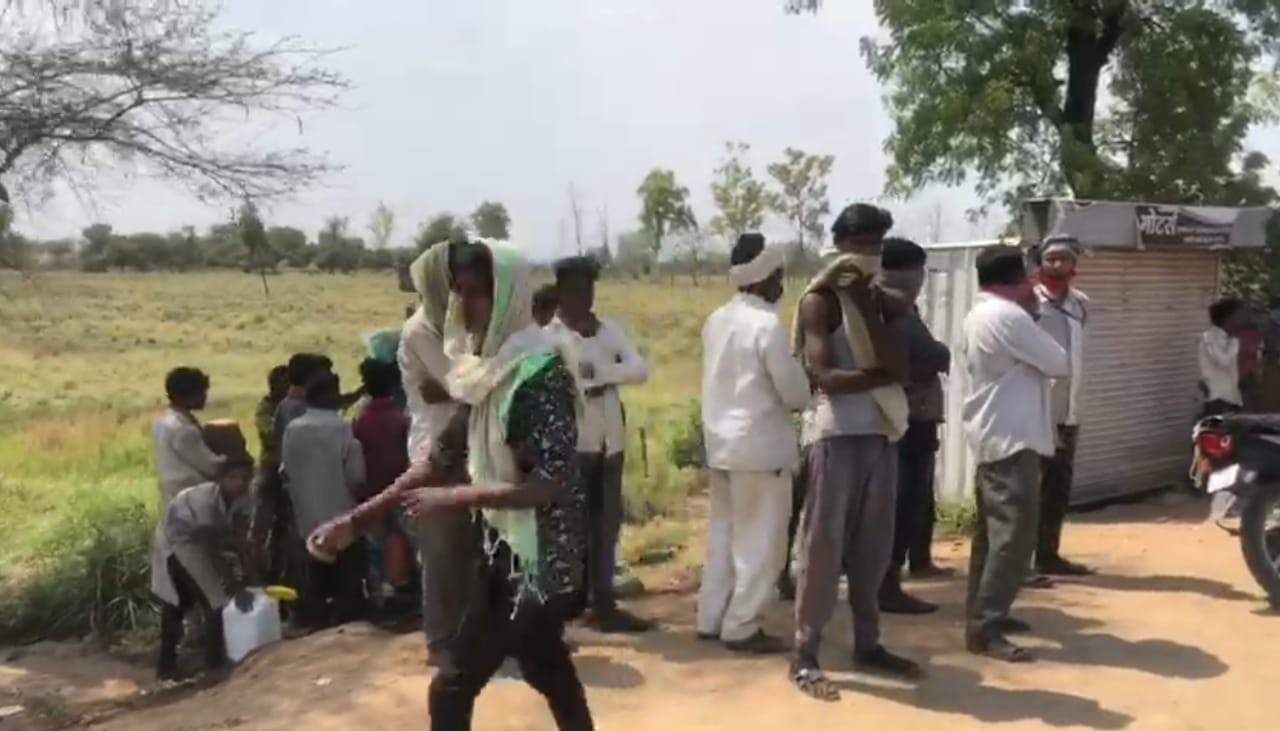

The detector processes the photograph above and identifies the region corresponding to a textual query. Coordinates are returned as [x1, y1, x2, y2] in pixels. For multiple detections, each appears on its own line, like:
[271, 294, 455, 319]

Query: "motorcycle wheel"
[1238, 483, 1280, 609]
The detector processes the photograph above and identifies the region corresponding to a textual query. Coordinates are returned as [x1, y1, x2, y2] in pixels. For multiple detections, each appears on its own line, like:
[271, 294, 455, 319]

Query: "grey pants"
[965, 449, 1041, 637]
[418, 510, 480, 651]
[794, 435, 897, 664]
[579, 451, 625, 612]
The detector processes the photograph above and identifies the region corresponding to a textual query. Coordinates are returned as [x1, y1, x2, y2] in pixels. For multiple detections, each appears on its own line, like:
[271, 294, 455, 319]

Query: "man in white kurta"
[697, 235, 811, 652]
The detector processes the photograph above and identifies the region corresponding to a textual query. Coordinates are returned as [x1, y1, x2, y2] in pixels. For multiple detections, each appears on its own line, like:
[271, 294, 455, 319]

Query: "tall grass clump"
[0, 482, 156, 644]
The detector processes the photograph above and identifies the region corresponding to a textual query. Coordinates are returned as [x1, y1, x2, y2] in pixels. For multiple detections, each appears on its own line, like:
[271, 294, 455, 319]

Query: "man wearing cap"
[697, 233, 811, 654]
[960, 245, 1069, 662]
[1028, 235, 1092, 580]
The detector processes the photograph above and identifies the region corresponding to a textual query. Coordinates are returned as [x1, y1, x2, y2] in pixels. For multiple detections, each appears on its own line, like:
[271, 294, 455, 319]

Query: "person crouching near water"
[696, 233, 810, 654]
[152, 455, 258, 680]
[308, 240, 594, 730]
[789, 203, 922, 701]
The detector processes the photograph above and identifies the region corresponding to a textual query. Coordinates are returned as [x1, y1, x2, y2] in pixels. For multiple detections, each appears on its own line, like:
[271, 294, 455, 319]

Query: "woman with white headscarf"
[308, 240, 594, 731]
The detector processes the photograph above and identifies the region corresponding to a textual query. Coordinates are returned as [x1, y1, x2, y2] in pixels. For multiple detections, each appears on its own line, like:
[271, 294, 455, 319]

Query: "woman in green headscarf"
[308, 240, 594, 731]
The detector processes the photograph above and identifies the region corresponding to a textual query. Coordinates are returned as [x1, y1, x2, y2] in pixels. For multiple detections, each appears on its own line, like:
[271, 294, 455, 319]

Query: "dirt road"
[5, 498, 1279, 730]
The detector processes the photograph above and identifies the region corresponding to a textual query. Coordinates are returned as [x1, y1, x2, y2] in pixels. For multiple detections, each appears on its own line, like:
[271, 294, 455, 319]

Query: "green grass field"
[0, 270, 753, 641]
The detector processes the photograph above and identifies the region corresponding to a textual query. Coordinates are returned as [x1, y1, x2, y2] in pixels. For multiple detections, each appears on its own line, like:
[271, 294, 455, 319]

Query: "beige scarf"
[790, 254, 909, 441]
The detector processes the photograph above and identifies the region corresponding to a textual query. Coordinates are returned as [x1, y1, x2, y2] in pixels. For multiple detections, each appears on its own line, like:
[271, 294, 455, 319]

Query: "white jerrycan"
[222, 589, 282, 663]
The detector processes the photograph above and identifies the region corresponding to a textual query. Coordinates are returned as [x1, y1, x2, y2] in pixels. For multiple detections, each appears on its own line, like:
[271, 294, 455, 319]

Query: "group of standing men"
[694, 203, 1094, 700]
[146, 210, 1099, 723]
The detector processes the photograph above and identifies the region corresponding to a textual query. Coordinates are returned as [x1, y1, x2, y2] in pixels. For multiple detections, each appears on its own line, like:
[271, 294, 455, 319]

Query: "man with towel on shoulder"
[697, 233, 811, 653]
[789, 203, 922, 701]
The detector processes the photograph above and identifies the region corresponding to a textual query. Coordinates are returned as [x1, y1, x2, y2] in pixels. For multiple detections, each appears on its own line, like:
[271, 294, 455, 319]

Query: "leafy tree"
[238, 200, 272, 296]
[615, 229, 654, 279]
[79, 223, 114, 272]
[415, 213, 467, 251]
[709, 141, 769, 240]
[0, 193, 23, 270]
[1, 2, 349, 206]
[266, 226, 310, 267]
[315, 216, 364, 273]
[859, 1, 1280, 211]
[767, 147, 834, 256]
[471, 201, 511, 240]
[636, 168, 696, 273]
[165, 228, 202, 272]
[368, 202, 396, 249]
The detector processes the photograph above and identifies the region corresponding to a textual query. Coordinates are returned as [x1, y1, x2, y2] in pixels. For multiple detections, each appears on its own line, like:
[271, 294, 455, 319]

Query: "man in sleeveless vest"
[788, 204, 922, 701]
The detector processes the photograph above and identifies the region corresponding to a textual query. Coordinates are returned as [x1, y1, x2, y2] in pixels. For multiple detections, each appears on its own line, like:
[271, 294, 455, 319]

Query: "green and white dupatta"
[441, 240, 580, 599]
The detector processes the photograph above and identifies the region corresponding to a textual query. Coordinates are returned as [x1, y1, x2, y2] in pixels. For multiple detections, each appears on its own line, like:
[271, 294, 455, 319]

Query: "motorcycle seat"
[1220, 413, 1280, 435]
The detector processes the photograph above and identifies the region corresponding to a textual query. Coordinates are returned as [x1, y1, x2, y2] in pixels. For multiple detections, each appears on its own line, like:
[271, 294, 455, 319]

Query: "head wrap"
[408, 242, 452, 335]
[1042, 233, 1082, 259]
[729, 245, 785, 287]
[441, 239, 581, 603]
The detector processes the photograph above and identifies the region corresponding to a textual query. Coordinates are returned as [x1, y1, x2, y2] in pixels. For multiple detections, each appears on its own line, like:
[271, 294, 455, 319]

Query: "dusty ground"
[4, 497, 1279, 731]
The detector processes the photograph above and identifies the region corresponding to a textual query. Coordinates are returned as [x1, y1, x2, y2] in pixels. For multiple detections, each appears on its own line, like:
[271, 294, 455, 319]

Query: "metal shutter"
[1071, 249, 1219, 503]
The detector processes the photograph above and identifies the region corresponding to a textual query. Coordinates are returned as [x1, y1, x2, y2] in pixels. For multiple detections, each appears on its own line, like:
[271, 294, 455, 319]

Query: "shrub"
[665, 399, 704, 469]
[0, 485, 157, 643]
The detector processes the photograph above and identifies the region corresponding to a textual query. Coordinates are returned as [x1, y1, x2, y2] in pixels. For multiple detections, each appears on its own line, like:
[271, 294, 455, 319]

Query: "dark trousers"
[965, 450, 1040, 638]
[1036, 425, 1077, 563]
[430, 568, 593, 730]
[158, 556, 226, 675]
[251, 470, 295, 584]
[779, 444, 811, 589]
[578, 451, 624, 613]
[298, 541, 368, 629]
[891, 421, 939, 573]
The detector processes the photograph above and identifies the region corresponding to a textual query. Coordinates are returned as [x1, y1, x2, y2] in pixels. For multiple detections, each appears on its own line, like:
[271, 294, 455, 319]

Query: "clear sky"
[13, 0, 1280, 259]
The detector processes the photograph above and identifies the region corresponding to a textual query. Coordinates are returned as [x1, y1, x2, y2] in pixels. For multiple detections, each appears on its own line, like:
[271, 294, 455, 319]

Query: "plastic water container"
[222, 589, 282, 663]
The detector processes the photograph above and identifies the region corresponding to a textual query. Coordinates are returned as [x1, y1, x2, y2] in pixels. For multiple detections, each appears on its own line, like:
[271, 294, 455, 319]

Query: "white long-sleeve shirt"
[547, 316, 648, 455]
[960, 292, 1070, 464]
[398, 307, 457, 458]
[1199, 326, 1242, 406]
[701, 293, 812, 473]
[153, 407, 225, 509]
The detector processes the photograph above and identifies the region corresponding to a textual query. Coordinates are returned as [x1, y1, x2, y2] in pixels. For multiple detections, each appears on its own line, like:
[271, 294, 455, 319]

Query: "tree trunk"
[1059, 4, 1127, 198]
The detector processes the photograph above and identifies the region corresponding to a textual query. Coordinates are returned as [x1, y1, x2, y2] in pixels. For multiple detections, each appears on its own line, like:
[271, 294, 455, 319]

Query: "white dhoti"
[696, 469, 792, 642]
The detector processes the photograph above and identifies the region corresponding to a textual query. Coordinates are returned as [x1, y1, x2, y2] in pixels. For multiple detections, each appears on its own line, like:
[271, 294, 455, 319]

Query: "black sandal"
[791, 666, 840, 701]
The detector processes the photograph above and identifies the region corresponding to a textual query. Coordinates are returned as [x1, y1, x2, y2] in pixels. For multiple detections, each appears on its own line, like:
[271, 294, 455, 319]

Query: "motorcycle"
[1193, 414, 1280, 608]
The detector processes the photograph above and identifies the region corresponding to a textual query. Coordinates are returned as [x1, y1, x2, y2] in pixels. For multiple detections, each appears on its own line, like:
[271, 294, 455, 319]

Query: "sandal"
[791, 666, 840, 701]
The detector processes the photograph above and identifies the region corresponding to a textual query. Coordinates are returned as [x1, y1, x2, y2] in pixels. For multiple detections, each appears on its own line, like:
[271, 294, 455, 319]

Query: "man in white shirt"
[960, 246, 1069, 663]
[1200, 297, 1245, 417]
[1028, 235, 1093, 581]
[548, 255, 652, 633]
[696, 234, 811, 654]
[153, 367, 226, 510]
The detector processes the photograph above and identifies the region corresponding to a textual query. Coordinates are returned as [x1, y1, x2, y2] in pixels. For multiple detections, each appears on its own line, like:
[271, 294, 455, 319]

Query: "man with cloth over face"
[696, 233, 811, 653]
[877, 237, 951, 615]
[789, 203, 922, 701]
[1027, 234, 1093, 584]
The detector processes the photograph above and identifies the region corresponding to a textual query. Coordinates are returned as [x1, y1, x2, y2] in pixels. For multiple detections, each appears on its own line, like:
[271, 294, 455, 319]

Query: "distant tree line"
[0, 199, 518, 275]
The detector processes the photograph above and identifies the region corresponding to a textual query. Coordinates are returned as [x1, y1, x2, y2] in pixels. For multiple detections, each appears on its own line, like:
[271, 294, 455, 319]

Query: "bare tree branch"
[0, 1, 349, 204]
